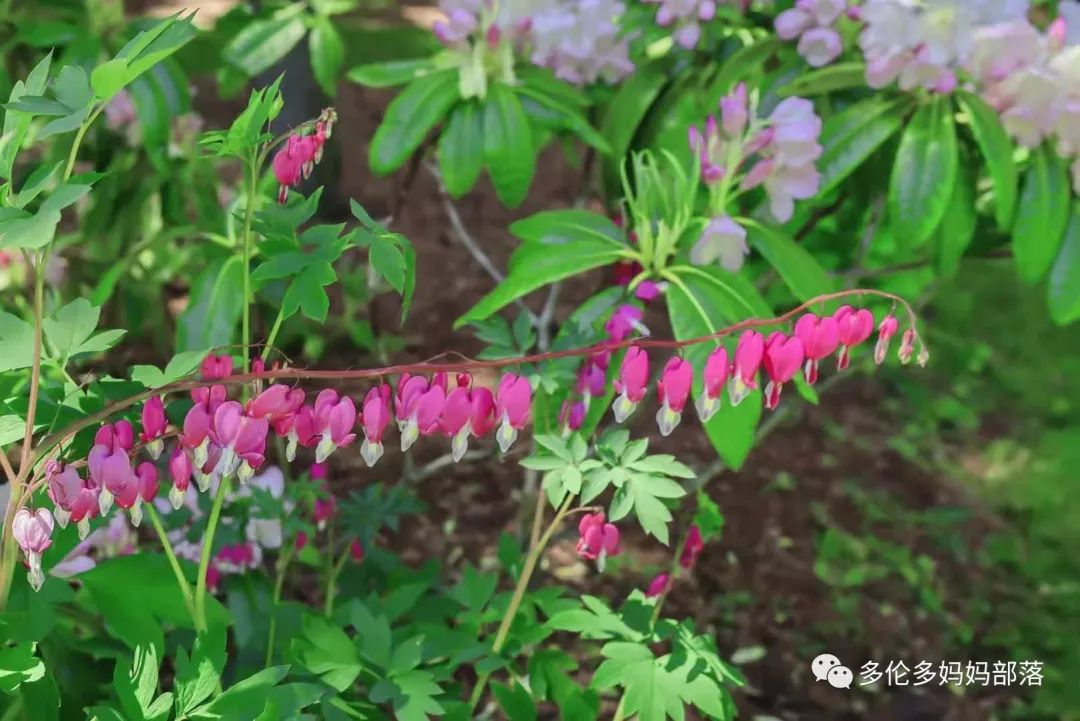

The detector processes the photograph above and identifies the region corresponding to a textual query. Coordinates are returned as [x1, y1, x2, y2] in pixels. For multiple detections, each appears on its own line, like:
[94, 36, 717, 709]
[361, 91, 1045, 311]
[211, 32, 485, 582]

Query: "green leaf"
[347, 59, 431, 88]
[4, 96, 70, 116]
[740, 218, 833, 300]
[91, 59, 129, 102]
[43, 298, 125, 361]
[115, 645, 172, 721]
[0, 208, 60, 250]
[438, 102, 485, 198]
[665, 266, 763, 470]
[176, 255, 244, 351]
[18, 669, 60, 721]
[0, 52, 52, 180]
[483, 84, 535, 207]
[293, 615, 362, 692]
[224, 15, 307, 78]
[1013, 145, 1071, 284]
[53, 65, 92, 109]
[492, 681, 537, 721]
[282, 261, 336, 322]
[130, 348, 209, 388]
[600, 62, 668, 192]
[705, 35, 780, 105]
[0, 644, 44, 692]
[380, 669, 445, 721]
[515, 84, 610, 153]
[40, 182, 90, 213]
[956, 90, 1018, 228]
[38, 104, 90, 140]
[818, 95, 908, 196]
[888, 96, 958, 247]
[509, 209, 626, 248]
[369, 69, 459, 175]
[933, 170, 976, 278]
[1048, 204, 1080, 325]
[13, 161, 61, 208]
[0, 312, 35, 372]
[174, 630, 226, 716]
[778, 62, 867, 96]
[189, 667, 290, 720]
[310, 15, 345, 97]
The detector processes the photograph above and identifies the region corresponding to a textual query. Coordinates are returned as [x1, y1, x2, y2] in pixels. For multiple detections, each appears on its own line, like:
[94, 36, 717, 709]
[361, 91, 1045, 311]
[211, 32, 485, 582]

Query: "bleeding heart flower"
[495, 373, 531, 453]
[898, 328, 915, 364]
[763, 332, 805, 410]
[875, 314, 899, 364]
[360, 384, 393, 467]
[211, 402, 270, 482]
[794, 312, 839, 384]
[95, 421, 134, 453]
[576, 512, 621, 569]
[613, 346, 649, 422]
[729, 330, 764, 406]
[697, 346, 730, 422]
[311, 390, 357, 463]
[247, 385, 305, 431]
[125, 462, 159, 527]
[396, 375, 446, 451]
[350, 539, 365, 563]
[140, 397, 166, 459]
[559, 400, 586, 436]
[679, 525, 705, 569]
[13, 508, 53, 591]
[168, 445, 194, 510]
[46, 462, 82, 528]
[834, 305, 875, 369]
[646, 572, 671, 598]
[88, 443, 137, 517]
[200, 354, 234, 381]
[605, 304, 649, 342]
[656, 356, 693, 436]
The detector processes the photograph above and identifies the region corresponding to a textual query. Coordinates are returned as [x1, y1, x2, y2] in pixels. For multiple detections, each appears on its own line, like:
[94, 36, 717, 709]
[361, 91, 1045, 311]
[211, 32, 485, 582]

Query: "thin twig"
[536, 283, 561, 351]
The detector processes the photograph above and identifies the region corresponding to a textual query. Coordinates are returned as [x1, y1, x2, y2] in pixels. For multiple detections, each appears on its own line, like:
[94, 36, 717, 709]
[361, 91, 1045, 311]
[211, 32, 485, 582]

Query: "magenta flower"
[697, 345, 730, 422]
[729, 330, 764, 405]
[140, 397, 166, 459]
[576, 512, 621, 568]
[248, 385, 305, 429]
[495, 373, 531, 453]
[125, 462, 159, 527]
[762, 332, 806, 410]
[396, 374, 447, 451]
[46, 462, 82, 529]
[168, 446, 193, 510]
[679, 525, 705, 569]
[656, 357, 693, 436]
[559, 400, 586, 436]
[311, 389, 357, 463]
[794, 312, 839, 384]
[95, 420, 134, 453]
[634, 280, 663, 303]
[360, 384, 392, 467]
[646, 573, 671, 598]
[200, 354, 234, 380]
[272, 136, 305, 205]
[13, 508, 54, 591]
[834, 305, 875, 369]
[441, 387, 475, 460]
[605, 304, 648, 342]
[576, 360, 607, 400]
[875, 314, 899, 365]
[211, 401, 270, 482]
[295, 531, 308, 551]
[613, 346, 649, 422]
[88, 443, 137, 516]
[282, 405, 317, 462]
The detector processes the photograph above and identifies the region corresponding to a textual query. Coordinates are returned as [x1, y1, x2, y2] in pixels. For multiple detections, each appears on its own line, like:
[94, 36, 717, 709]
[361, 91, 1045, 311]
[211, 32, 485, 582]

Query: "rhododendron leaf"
[224, 15, 307, 78]
[347, 59, 431, 88]
[43, 299, 125, 363]
[1048, 206, 1080, 326]
[293, 615, 362, 691]
[817, 95, 907, 197]
[956, 90, 1017, 229]
[310, 15, 345, 97]
[889, 96, 957, 247]
[0, 312, 35, 372]
[1013, 146, 1070, 285]
[933, 170, 977, 278]
[483, 84, 534, 208]
[177, 256, 244, 351]
[741, 218, 834, 302]
[779, 62, 867, 97]
[515, 85, 610, 154]
[493, 681, 537, 721]
[370, 68, 459, 175]
[439, 102, 484, 198]
[600, 62, 667, 193]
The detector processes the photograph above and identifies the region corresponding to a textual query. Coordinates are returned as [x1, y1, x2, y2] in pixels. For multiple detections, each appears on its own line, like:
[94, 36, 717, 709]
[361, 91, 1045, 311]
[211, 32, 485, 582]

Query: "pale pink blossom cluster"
[967, 8, 1080, 190]
[775, 0, 852, 67]
[641, 0, 719, 50]
[858, 0, 1030, 92]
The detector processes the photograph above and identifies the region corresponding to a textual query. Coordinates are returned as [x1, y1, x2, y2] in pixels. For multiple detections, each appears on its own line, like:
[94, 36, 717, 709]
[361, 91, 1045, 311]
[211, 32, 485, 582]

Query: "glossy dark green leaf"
[889, 96, 957, 247]
[818, 95, 908, 196]
[369, 69, 459, 175]
[310, 15, 345, 97]
[347, 59, 430, 88]
[224, 15, 307, 78]
[438, 102, 484, 197]
[1048, 204, 1080, 325]
[600, 62, 668, 191]
[741, 218, 833, 300]
[933, 170, 976, 277]
[956, 89, 1018, 228]
[483, 83, 535, 207]
[1013, 145, 1071, 284]
[778, 62, 867, 97]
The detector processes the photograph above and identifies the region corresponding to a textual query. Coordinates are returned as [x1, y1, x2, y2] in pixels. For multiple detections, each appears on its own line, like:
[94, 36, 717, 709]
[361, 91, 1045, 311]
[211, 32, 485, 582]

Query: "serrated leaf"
[0, 312, 35, 371]
[293, 615, 362, 692]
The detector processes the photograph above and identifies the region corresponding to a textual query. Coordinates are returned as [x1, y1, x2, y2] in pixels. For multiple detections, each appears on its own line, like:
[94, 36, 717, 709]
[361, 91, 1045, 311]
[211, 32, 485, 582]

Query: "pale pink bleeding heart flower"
[88, 443, 137, 517]
[612, 346, 649, 422]
[46, 462, 82, 529]
[559, 400, 587, 436]
[696, 345, 730, 421]
[360, 384, 393, 467]
[13, 507, 54, 591]
[140, 396, 167, 460]
[729, 330, 764, 405]
[691, 216, 749, 272]
[679, 525, 705, 569]
[211, 401, 270, 482]
[656, 357, 693, 436]
[874, 314, 899, 365]
[833, 305, 875, 369]
[494, 373, 531, 453]
[762, 332, 806, 410]
[168, 445, 194, 510]
[605, 304, 649, 342]
[311, 390, 357, 463]
[898, 328, 916, 364]
[576, 512, 621, 570]
[794, 312, 840, 384]
[200, 354, 234, 380]
[646, 572, 671, 598]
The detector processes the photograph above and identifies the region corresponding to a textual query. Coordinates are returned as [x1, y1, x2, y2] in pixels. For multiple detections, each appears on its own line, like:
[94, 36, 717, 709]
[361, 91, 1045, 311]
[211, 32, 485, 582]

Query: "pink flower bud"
[775, 7, 812, 40]
[350, 539, 365, 563]
[613, 346, 649, 422]
[898, 328, 915, 365]
[740, 158, 775, 191]
[656, 357, 693, 436]
[833, 305, 875, 369]
[295, 531, 308, 551]
[696, 346, 730, 421]
[314, 486, 337, 530]
[874, 314, 899, 365]
[634, 280, 663, 303]
[646, 573, 671, 598]
[720, 82, 748, 137]
[559, 400, 586, 435]
[1049, 16, 1067, 51]
[729, 330, 764, 405]
[200, 354, 234, 381]
[495, 374, 531, 452]
[762, 332, 805, 410]
[310, 462, 327, 480]
[140, 397, 167, 459]
[794, 312, 840, 384]
[679, 525, 704, 569]
[168, 446, 193, 510]
[13, 508, 53, 591]
[605, 304, 648, 342]
[576, 512, 621, 567]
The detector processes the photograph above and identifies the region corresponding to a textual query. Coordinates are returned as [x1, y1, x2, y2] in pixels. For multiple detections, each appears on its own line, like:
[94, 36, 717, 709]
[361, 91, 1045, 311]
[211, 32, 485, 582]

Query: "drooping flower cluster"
[858, 0, 1030, 92]
[641, 0, 719, 50]
[576, 511, 621, 569]
[775, 0, 853, 67]
[432, 0, 634, 86]
[271, 108, 337, 205]
[687, 85, 822, 271]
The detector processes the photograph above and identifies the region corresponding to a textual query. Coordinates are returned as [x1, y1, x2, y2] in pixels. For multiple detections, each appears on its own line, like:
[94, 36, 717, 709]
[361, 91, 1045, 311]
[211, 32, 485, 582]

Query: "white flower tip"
[129, 503, 143, 528]
[451, 432, 469, 463]
[237, 463, 255, 484]
[98, 489, 113, 516]
[612, 394, 635, 423]
[169, 486, 185, 510]
[77, 519, 90, 540]
[400, 423, 419, 452]
[147, 440, 163, 460]
[656, 406, 681, 437]
[496, 422, 517, 454]
[361, 439, 384, 468]
[54, 507, 70, 529]
[314, 437, 335, 464]
[285, 438, 298, 463]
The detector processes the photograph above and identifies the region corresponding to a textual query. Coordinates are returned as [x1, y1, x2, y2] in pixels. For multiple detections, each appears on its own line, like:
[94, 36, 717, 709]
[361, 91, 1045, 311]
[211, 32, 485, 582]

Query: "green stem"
[241, 163, 258, 375]
[62, 105, 103, 180]
[265, 542, 296, 666]
[146, 504, 196, 623]
[612, 698, 627, 721]
[194, 477, 230, 633]
[260, 306, 285, 363]
[469, 496, 575, 712]
[324, 540, 350, 618]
